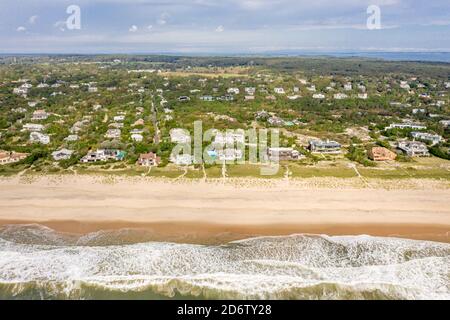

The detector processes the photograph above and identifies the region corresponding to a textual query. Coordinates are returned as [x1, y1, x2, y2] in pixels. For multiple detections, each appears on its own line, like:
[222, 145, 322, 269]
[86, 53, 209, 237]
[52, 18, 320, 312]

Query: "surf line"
[178, 304, 212, 318]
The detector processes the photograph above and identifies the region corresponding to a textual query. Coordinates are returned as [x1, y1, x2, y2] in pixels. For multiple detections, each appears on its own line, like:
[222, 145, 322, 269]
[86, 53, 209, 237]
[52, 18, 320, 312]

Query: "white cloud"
[28, 15, 39, 24]
[215, 25, 224, 32]
[147, 25, 153, 30]
[157, 12, 169, 25]
[129, 25, 138, 32]
[16, 26, 27, 32]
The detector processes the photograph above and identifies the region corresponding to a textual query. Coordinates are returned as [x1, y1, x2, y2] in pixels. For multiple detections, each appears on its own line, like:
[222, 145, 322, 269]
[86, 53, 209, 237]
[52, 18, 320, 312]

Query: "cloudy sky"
[0, 0, 449, 54]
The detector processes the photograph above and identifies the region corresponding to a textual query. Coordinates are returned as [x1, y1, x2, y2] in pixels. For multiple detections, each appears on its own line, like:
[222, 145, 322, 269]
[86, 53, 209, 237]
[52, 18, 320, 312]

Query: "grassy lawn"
[226, 163, 285, 179]
[289, 164, 357, 178]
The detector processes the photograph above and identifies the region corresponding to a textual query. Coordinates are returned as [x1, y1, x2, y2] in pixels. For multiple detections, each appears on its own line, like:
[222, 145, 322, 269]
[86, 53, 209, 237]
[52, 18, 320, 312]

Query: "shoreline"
[0, 220, 449, 244]
[0, 175, 449, 244]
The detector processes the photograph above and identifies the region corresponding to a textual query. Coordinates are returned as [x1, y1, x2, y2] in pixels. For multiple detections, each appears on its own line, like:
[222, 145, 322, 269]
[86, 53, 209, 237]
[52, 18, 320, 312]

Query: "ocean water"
[0, 224, 448, 300]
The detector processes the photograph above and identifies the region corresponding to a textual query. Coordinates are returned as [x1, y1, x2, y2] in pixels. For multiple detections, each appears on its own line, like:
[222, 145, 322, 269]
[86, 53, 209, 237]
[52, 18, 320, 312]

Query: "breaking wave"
[0, 224, 449, 300]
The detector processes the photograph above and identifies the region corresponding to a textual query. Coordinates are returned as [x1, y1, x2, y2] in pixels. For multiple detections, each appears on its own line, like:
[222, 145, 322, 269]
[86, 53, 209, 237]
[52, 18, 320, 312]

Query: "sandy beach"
[0, 175, 449, 243]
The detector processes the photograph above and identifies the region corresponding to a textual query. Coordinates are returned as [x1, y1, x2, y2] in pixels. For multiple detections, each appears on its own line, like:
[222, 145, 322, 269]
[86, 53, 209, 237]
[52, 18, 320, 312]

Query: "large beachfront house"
[137, 152, 161, 167]
[309, 140, 342, 154]
[411, 132, 443, 145]
[31, 110, 49, 121]
[0, 150, 29, 165]
[29, 132, 50, 145]
[398, 141, 430, 157]
[51, 149, 74, 161]
[267, 148, 304, 161]
[80, 149, 126, 163]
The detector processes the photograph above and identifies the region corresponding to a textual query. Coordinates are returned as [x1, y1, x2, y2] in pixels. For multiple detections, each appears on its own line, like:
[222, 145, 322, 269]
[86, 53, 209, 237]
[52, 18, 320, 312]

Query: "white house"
[334, 93, 348, 100]
[23, 124, 44, 132]
[32, 110, 49, 120]
[170, 129, 191, 144]
[64, 135, 79, 142]
[170, 153, 193, 166]
[214, 132, 245, 146]
[131, 134, 143, 142]
[105, 129, 121, 139]
[386, 123, 427, 130]
[312, 93, 325, 99]
[227, 88, 240, 95]
[398, 141, 430, 157]
[274, 88, 285, 94]
[411, 132, 443, 145]
[52, 149, 74, 161]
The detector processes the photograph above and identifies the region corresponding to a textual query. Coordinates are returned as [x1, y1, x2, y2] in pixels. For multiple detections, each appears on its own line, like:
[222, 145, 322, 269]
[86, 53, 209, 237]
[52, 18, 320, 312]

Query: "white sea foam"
[0, 226, 448, 300]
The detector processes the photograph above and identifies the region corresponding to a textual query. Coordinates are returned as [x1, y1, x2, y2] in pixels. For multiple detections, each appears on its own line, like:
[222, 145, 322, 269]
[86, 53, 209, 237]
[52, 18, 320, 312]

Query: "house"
[411, 132, 443, 145]
[440, 120, 450, 128]
[344, 83, 352, 91]
[385, 123, 427, 131]
[23, 123, 44, 132]
[80, 149, 126, 163]
[288, 95, 301, 100]
[368, 147, 397, 161]
[131, 134, 143, 142]
[170, 154, 193, 166]
[400, 81, 410, 90]
[114, 115, 125, 122]
[64, 135, 79, 142]
[245, 87, 256, 95]
[137, 152, 161, 167]
[309, 140, 341, 154]
[227, 88, 240, 95]
[214, 132, 245, 146]
[31, 110, 49, 120]
[51, 149, 74, 161]
[218, 94, 234, 101]
[30, 132, 50, 145]
[245, 95, 255, 101]
[200, 96, 214, 102]
[0, 151, 29, 165]
[88, 86, 98, 93]
[170, 128, 191, 144]
[93, 104, 102, 111]
[178, 96, 190, 102]
[105, 129, 121, 139]
[312, 93, 325, 99]
[274, 88, 285, 94]
[255, 110, 270, 120]
[398, 141, 430, 157]
[334, 93, 348, 100]
[267, 148, 303, 161]
[133, 119, 145, 126]
[268, 116, 285, 126]
[216, 149, 243, 162]
[358, 93, 368, 100]
[412, 108, 426, 114]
